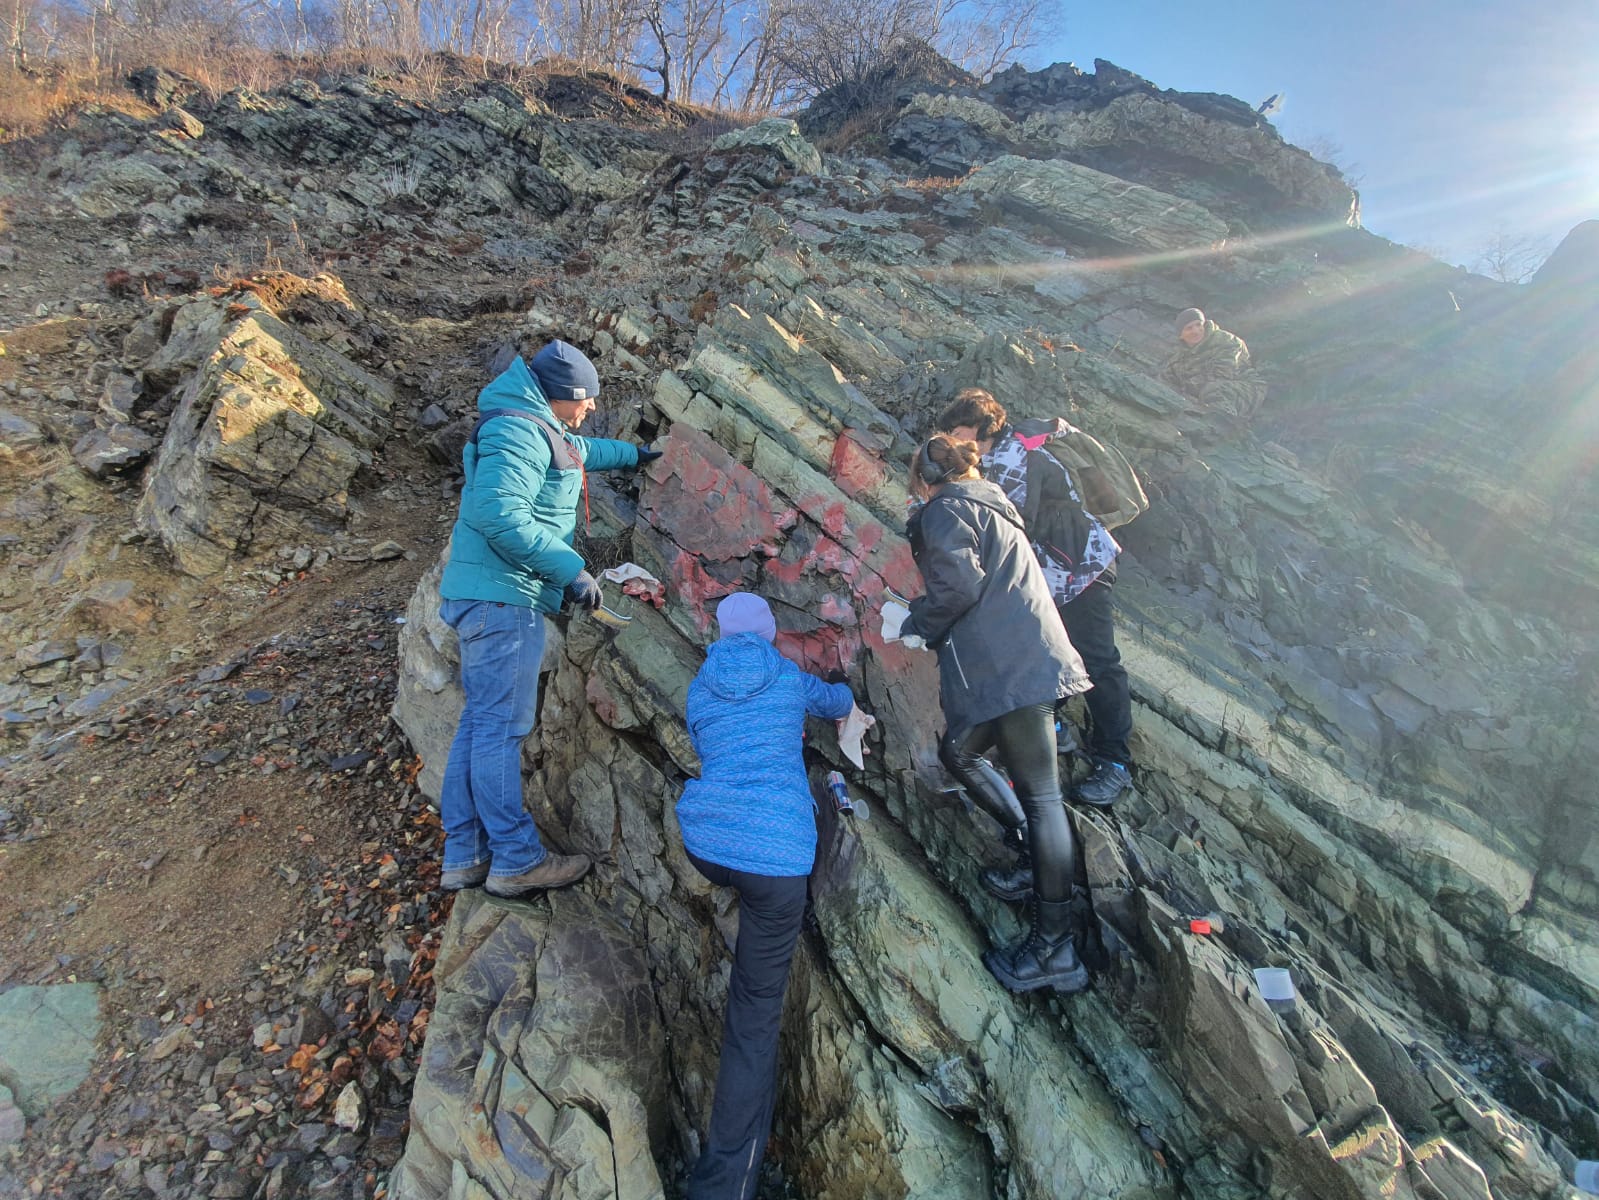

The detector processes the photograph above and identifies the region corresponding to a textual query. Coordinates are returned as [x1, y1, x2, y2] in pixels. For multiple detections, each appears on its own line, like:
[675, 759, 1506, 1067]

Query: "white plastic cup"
[1253, 967, 1296, 1010]
[1574, 1160, 1599, 1194]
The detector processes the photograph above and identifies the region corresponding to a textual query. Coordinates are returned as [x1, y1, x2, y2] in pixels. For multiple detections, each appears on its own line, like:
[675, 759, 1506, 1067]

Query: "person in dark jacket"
[939, 388, 1134, 811]
[436, 341, 660, 899]
[676, 593, 856, 1200]
[895, 434, 1094, 994]
[1161, 307, 1267, 420]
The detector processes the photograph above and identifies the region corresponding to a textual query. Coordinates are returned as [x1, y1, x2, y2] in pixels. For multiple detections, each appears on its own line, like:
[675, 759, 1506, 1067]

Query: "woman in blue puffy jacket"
[675, 592, 854, 1200]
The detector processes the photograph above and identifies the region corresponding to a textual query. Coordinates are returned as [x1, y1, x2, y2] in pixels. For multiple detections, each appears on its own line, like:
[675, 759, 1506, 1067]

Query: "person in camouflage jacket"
[1160, 308, 1267, 420]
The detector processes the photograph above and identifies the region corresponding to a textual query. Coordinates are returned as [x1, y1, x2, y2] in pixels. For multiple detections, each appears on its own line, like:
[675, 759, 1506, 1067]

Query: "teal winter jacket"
[439, 357, 640, 613]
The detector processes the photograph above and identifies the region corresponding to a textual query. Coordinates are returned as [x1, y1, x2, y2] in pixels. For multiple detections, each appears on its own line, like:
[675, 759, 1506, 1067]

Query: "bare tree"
[940, 0, 1047, 80]
[528, 0, 643, 73]
[746, 0, 1040, 105]
[4, 0, 37, 70]
[1474, 230, 1549, 284]
[638, 0, 740, 102]
[1297, 132, 1364, 190]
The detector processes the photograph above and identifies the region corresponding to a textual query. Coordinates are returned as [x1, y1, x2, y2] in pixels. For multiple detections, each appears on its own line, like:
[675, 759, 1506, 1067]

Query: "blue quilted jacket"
[676, 635, 854, 877]
[439, 357, 639, 613]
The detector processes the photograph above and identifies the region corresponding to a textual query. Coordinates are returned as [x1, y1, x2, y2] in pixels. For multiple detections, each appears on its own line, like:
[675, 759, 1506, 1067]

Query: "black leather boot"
[981, 830, 1034, 902]
[983, 898, 1089, 994]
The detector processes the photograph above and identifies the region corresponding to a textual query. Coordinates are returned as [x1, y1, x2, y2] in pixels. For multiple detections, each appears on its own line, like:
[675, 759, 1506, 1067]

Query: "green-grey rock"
[0, 983, 102, 1116]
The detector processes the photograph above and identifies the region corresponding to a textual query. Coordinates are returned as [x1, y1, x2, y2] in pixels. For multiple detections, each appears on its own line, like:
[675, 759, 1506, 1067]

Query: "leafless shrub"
[1473, 229, 1549, 284]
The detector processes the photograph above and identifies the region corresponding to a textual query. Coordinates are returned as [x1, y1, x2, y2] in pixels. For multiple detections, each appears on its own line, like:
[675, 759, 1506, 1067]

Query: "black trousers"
[686, 852, 809, 1200]
[1059, 573, 1132, 765]
[940, 703, 1076, 901]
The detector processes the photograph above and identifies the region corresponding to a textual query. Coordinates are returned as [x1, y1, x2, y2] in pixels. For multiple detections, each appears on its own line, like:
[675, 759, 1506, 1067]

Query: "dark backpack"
[1011, 419, 1148, 567]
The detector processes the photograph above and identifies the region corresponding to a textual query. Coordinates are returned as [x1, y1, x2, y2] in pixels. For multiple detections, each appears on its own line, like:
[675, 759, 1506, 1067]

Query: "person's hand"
[900, 633, 927, 651]
[636, 443, 664, 464]
[564, 570, 603, 612]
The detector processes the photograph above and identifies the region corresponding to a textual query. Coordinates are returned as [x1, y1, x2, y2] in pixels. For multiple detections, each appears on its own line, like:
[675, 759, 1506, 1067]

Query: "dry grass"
[901, 164, 981, 191]
[207, 219, 331, 285]
[0, 68, 152, 141]
[810, 105, 894, 156]
[0, 49, 712, 146]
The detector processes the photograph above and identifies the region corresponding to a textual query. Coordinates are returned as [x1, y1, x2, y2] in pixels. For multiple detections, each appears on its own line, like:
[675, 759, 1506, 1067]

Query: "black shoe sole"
[982, 949, 1090, 995]
[1069, 791, 1121, 810]
[980, 875, 1032, 903]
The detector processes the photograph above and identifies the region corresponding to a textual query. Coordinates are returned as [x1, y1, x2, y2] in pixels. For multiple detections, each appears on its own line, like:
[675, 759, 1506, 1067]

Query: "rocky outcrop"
[389, 890, 670, 1200]
[389, 90, 1595, 1197]
[134, 280, 394, 575]
[3, 50, 1591, 1200]
[960, 154, 1231, 254]
[33, 70, 693, 271]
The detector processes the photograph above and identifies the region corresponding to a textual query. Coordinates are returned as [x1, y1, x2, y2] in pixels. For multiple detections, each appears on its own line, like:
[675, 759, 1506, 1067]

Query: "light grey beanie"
[716, 592, 777, 642]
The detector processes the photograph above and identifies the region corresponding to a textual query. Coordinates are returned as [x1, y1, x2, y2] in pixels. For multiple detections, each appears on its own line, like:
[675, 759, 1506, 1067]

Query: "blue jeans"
[439, 599, 547, 877]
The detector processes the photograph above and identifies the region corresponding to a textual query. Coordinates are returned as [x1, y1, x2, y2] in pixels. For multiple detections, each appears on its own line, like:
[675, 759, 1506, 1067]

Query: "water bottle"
[826, 771, 870, 821]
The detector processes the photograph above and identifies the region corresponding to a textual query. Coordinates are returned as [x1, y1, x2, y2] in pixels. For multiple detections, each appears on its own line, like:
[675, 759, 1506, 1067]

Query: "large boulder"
[1019, 91, 1357, 226]
[388, 890, 669, 1200]
[0, 984, 102, 1118]
[960, 155, 1230, 254]
[134, 280, 394, 575]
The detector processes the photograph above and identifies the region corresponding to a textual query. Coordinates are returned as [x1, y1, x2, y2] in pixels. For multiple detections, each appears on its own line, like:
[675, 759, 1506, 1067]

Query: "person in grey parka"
[897, 434, 1094, 994]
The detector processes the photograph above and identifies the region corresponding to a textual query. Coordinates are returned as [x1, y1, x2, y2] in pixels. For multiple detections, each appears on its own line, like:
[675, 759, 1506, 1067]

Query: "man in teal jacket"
[437, 341, 660, 898]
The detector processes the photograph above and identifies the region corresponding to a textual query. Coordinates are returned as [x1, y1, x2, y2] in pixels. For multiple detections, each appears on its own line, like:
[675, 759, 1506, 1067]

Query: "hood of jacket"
[476, 356, 558, 421]
[698, 634, 783, 702]
[936, 478, 1027, 529]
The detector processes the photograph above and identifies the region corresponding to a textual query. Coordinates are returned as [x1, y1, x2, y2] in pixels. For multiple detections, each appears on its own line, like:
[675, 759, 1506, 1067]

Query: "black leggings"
[940, 702, 1076, 902]
[685, 852, 809, 1200]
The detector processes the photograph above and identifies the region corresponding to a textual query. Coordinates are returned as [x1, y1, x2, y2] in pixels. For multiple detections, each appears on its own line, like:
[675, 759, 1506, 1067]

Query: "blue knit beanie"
[529, 340, 601, 401]
[716, 593, 777, 642]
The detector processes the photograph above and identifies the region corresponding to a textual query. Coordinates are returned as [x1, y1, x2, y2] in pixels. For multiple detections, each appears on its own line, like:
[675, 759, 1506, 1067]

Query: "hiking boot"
[1054, 720, 1080, 757]
[983, 898, 1089, 994]
[981, 848, 1034, 903]
[1073, 760, 1131, 808]
[440, 862, 490, 891]
[484, 852, 592, 898]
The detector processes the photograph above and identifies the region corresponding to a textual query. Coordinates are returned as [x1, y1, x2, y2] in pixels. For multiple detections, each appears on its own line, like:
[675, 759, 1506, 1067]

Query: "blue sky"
[1033, 1, 1599, 269]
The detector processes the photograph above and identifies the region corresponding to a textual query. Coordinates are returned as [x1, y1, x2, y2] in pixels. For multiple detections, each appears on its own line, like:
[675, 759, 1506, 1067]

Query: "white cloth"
[880, 600, 912, 642]
[836, 704, 876, 769]
[601, 563, 661, 586]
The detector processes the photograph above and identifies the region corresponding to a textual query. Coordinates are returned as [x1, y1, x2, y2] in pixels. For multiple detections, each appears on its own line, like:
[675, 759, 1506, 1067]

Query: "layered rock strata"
[391, 86, 1595, 1198]
[4, 51, 1589, 1200]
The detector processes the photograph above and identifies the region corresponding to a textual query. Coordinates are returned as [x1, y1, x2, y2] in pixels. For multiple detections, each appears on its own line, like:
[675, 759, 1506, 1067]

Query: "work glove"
[636, 443, 664, 464]
[564, 570, 604, 612]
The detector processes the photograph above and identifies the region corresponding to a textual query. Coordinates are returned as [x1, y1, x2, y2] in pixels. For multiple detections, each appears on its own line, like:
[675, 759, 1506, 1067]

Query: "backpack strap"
[468, 407, 591, 532]
[469, 408, 584, 472]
